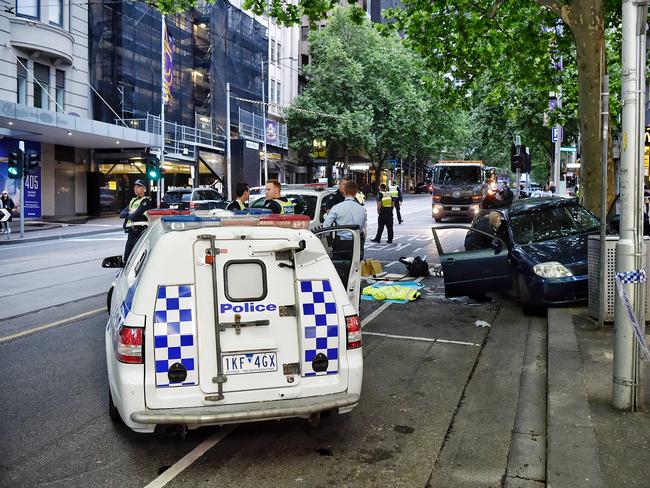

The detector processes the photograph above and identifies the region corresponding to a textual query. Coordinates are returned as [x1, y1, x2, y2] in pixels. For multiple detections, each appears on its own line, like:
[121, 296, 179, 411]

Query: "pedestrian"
[324, 180, 367, 259]
[1, 191, 15, 234]
[390, 181, 403, 224]
[370, 183, 394, 244]
[226, 182, 250, 211]
[120, 180, 152, 262]
[329, 178, 348, 208]
[262, 179, 295, 214]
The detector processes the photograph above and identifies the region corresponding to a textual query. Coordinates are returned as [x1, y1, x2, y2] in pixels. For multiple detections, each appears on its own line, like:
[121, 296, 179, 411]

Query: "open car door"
[432, 225, 512, 298]
[312, 226, 362, 313]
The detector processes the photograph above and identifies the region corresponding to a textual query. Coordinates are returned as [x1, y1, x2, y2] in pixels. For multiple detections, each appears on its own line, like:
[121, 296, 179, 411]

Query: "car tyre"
[517, 274, 545, 316]
[108, 387, 122, 423]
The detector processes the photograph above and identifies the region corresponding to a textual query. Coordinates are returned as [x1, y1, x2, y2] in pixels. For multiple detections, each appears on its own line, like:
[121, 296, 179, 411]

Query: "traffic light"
[24, 150, 39, 176]
[144, 150, 161, 182]
[8, 149, 23, 179]
[510, 144, 527, 172]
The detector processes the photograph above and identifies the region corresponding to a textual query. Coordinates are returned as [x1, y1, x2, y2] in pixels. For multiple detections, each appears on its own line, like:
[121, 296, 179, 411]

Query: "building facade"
[0, 0, 158, 218]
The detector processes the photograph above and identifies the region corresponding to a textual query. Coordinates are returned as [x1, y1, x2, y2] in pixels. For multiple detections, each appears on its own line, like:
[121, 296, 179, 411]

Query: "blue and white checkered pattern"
[153, 285, 198, 387]
[298, 280, 339, 377]
[615, 269, 647, 285]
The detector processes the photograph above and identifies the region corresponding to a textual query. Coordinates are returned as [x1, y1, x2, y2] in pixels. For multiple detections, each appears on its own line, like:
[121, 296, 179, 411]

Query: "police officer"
[324, 180, 367, 259]
[226, 182, 250, 211]
[120, 179, 152, 262]
[262, 179, 294, 214]
[370, 183, 394, 244]
[389, 181, 403, 224]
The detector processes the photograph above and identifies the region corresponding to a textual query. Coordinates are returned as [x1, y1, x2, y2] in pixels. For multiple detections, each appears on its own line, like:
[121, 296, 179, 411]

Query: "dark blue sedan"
[432, 197, 600, 314]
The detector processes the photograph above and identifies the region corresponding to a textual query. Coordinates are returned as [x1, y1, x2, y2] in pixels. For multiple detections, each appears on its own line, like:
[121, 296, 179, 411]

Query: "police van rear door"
[194, 234, 301, 394]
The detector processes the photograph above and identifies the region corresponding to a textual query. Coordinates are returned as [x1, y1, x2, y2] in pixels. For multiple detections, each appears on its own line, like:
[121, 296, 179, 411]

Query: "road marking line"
[361, 276, 424, 328]
[362, 331, 480, 347]
[385, 261, 398, 268]
[0, 308, 105, 343]
[144, 425, 237, 488]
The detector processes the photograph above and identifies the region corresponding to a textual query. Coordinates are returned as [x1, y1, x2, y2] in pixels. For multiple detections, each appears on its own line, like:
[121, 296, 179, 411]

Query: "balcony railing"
[238, 108, 288, 149]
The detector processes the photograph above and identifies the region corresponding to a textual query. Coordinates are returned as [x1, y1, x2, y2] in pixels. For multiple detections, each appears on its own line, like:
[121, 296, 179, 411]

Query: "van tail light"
[116, 326, 143, 364]
[346, 315, 362, 349]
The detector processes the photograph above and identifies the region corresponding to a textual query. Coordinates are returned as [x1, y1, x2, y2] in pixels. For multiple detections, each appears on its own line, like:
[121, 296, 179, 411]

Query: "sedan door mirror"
[102, 255, 124, 268]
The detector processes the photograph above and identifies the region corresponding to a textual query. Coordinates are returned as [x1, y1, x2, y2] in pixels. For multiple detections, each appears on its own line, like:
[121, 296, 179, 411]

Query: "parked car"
[432, 197, 601, 314]
[160, 187, 227, 211]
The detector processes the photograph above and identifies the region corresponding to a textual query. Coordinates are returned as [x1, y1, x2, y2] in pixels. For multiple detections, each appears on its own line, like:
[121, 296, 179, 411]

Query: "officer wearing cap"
[120, 179, 152, 262]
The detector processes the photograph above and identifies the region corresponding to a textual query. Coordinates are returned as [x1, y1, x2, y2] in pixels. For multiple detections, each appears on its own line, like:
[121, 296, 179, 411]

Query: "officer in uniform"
[262, 179, 295, 214]
[370, 183, 394, 244]
[389, 182, 403, 224]
[120, 179, 152, 262]
[226, 182, 250, 211]
[324, 180, 367, 260]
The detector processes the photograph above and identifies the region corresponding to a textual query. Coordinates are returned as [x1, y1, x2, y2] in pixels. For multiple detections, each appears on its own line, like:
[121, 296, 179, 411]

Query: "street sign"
[560, 146, 577, 153]
[552, 126, 564, 143]
[0, 209, 10, 222]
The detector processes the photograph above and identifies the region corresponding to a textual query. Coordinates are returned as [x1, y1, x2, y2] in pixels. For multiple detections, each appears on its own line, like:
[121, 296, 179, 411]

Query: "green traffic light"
[8, 167, 18, 176]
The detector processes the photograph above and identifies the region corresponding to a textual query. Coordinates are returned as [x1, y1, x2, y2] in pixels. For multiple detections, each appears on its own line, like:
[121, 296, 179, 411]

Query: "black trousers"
[394, 199, 402, 223]
[124, 226, 146, 263]
[374, 209, 394, 243]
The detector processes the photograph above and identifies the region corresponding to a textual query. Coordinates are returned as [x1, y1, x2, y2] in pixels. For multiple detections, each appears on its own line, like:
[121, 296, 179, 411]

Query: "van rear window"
[224, 260, 267, 301]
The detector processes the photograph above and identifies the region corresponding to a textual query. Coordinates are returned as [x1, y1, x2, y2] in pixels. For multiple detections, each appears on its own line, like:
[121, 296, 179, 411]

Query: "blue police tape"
[614, 268, 650, 359]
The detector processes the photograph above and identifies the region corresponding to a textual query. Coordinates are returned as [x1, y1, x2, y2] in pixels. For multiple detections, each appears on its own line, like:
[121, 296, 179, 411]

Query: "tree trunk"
[566, 0, 614, 213]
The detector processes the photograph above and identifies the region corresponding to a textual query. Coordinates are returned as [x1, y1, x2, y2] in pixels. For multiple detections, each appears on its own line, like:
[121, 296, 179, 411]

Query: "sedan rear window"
[510, 204, 599, 244]
[162, 191, 191, 203]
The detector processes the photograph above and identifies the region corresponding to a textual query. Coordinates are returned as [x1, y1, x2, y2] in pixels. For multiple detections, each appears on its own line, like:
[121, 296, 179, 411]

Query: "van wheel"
[308, 412, 321, 428]
[108, 388, 122, 423]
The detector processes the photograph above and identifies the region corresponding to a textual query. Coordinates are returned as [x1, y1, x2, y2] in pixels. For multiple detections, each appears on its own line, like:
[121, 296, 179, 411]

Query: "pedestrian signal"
[24, 150, 39, 176]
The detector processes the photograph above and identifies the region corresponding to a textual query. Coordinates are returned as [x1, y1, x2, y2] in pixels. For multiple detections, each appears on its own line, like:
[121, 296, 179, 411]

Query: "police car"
[102, 212, 363, 434]
[248, 184, 338, 229]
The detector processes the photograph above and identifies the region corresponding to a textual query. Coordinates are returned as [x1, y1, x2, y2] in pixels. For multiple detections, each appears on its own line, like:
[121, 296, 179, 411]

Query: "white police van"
[102, 212, 363, 434]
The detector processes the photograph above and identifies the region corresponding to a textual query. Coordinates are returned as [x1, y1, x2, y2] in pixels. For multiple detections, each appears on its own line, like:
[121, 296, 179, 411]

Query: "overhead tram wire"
[230, 96, 346, 119]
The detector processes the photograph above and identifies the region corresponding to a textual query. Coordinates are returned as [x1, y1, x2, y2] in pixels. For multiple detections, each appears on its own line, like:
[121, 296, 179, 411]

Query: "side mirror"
[102, 255, 125, 268]
[491, 239, 504, 254]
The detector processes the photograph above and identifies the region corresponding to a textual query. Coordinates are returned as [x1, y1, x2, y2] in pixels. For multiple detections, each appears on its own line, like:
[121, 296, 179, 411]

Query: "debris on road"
[475, 320, 491, 328]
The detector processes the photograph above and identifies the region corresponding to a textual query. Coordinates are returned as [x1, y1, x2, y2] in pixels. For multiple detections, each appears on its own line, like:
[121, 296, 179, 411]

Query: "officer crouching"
[120, 179, 152, 262]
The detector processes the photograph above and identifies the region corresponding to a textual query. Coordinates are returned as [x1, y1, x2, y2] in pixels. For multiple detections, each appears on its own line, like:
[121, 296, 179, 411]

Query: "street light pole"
[613, 0, 648, 411]
[226, 82, 232, 200]
[262, 56, 268, 184]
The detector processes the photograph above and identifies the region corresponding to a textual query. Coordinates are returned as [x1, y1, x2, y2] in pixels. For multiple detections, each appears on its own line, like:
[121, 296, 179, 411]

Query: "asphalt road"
[0, 195, 543, 487]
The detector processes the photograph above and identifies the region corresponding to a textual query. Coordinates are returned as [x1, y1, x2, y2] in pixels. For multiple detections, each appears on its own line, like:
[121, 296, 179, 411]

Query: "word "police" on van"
[220, 302, 278, 313]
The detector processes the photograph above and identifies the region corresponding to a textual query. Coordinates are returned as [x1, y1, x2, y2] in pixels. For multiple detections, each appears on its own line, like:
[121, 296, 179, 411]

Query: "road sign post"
[19, 140, 24, 239]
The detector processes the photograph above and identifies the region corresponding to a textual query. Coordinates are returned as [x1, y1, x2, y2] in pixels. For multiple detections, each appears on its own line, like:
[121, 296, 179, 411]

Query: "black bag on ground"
[399, 256, 430, 277]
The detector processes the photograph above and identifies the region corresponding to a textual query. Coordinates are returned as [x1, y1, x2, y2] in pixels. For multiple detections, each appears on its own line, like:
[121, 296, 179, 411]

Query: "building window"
[49, 0, 63, 26]
[55, 69, 65, 112]
[16, 0, 39, 19]
[270, 79, 277, 104]
[33, 63, 50, 109]
[276, 81, 281, 107]
[301, 26, 309, 41]
[276, 42, 282, 62]
[16, 58, 27, 105]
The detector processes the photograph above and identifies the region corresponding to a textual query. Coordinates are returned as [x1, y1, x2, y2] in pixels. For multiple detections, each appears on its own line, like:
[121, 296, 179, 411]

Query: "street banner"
[266, 120, 279, 145]
[163, 20, 174, 106]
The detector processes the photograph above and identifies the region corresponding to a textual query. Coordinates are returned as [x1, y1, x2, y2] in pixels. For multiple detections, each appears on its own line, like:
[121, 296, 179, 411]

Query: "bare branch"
[536, 0, 573, 28]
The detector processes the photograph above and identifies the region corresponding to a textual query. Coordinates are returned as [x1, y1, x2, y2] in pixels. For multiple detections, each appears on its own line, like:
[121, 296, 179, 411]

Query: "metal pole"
[226, 82, 232, 200]
[553, 88, 562, 194]
[19, 140, 24, 239]
[515, 167, 521, 199]
[613, 0, 646, 410]
[599, 74, 610, 330]
[262, 58, 268, 184]
[159, 14, 166, 207]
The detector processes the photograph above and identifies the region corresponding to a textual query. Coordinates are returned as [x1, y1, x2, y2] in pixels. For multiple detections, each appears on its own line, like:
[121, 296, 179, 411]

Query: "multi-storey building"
[0, 0, 158, 218]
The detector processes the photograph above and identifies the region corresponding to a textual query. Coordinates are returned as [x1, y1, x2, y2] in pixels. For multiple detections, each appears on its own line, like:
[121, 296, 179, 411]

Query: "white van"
[102, 213, 363, 434]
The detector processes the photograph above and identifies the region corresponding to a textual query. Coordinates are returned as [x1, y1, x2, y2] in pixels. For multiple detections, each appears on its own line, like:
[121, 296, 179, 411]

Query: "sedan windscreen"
[510, 204, 599, 244]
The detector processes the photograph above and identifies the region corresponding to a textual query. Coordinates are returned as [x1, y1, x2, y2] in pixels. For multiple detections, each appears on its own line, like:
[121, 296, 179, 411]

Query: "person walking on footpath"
[262, 179, 295, 214]
[120, 180, 152, 262]
[370, 183, 394, 244]
[1, 191, 15, 234]
[390, 181, 403, 224]
[324, 180, 367, 259]
[226, 182, 250, 211]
